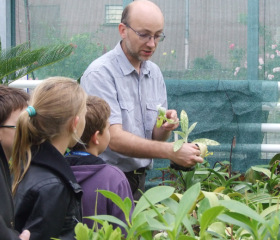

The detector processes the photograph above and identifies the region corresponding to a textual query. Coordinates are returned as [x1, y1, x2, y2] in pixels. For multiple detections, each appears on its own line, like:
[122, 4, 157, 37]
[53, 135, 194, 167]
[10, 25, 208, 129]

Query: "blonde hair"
[11, 77, 87, 194]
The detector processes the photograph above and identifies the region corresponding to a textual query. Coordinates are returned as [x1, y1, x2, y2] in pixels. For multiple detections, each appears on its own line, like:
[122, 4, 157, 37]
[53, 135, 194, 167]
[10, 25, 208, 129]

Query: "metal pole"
[185, 0, 189, 70]
[247, 0, 259, 80]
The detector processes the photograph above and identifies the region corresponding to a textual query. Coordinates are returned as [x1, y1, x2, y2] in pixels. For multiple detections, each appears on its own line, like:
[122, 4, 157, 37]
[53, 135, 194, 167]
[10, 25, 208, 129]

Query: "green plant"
[72, 181, 280, 239]
[192, 52, 222, 71]
[156, 106, 219, 156]
[0, 40, 75, 84]
[35, 33, 106, 80]
[158, 50, 177, 71]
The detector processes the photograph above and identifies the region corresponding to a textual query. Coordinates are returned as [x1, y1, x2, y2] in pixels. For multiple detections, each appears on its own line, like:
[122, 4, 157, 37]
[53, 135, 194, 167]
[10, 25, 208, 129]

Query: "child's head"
[11, 77, 87, 193]
[0, 85, 29, 161]
[72, 95, 110, 154]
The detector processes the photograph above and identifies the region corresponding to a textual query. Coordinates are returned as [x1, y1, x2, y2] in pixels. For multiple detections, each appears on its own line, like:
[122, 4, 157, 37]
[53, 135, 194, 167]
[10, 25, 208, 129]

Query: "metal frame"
[9, 79, 280, 153]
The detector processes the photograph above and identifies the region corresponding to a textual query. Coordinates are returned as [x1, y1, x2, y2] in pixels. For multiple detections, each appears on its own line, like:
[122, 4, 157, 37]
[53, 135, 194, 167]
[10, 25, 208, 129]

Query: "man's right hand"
[170, 142, 203, 167]
[19, 230, 30, 240]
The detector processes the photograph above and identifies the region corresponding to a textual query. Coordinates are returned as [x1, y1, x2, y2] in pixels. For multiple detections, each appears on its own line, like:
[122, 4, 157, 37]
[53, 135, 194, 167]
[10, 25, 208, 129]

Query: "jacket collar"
[66, 153, 105, 166]
[31, 141, 82, 194]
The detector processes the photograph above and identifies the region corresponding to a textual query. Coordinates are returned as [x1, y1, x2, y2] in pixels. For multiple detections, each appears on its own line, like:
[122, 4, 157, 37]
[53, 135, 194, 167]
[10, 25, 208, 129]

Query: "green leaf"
[199, 206, 225, 237]
[86, 215, 128, 230]
[180, 110, 189, 133]
[260, 204, 280, 218]
[156, 118, 164, 128]
[173, 139, 185, 152]
[146, 214, 173, 231]
[219, 200, 265, 223]
[187, 122, 197, 136]
[206, 168, 227, 186]
[161, 197, 179, 214]
[251, 166, 277, 180]
[97, 190, 133, 223]
[173, 131, 186, 140]
[74, 222, 91, 240]
[218, 212, 257, 237]
[177, 236, 197, 240]
[202, 191, 220, 207]
[174, 183, 201, 232]
[207, 222, 227, 238]
[127, 208, 167, 239]
[0, 43, 74, 83]
[132, 186, 175, 219]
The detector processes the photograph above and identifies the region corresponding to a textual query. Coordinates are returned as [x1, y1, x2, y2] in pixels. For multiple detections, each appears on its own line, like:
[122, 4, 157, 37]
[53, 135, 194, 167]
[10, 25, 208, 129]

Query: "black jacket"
[14, 141, 83, 240]
[0, 145, 21, 240]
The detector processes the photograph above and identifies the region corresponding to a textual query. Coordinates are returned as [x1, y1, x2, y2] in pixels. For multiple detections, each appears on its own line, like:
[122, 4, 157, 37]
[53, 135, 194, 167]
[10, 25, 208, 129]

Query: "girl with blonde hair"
[11, 77, 87, 240]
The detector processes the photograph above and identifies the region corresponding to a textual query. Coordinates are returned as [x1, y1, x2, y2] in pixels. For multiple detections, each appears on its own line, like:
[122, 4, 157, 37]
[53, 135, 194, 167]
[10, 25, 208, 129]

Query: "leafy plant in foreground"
[73, 181, 280, 239]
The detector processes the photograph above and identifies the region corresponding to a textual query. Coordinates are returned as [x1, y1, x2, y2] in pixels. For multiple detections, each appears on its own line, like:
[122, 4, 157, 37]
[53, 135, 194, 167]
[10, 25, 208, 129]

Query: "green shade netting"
[146, 79, 279, 189]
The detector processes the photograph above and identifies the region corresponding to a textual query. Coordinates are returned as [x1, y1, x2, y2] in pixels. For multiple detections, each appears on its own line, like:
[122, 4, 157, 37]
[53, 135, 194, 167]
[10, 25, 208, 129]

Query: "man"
[0, 85, 30, 240]
[81, 0, 203, 200]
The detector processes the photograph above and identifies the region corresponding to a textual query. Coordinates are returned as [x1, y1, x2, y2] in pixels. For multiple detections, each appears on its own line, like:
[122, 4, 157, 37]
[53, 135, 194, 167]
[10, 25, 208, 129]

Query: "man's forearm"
[109, 126, 173, 159]
[109, 124, 203, 168]
[152, 125, 172, 141]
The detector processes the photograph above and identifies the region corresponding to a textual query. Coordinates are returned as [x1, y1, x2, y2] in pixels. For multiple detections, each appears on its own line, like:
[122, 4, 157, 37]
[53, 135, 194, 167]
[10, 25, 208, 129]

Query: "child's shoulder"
[102, 164, 126, 178]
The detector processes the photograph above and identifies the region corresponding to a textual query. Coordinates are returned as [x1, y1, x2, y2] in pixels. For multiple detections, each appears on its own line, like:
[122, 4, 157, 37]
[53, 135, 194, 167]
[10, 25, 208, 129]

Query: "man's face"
[122, 24, 164, 66]
[0, 108, 24, 161]
[120, 9, 164, 67]
[124, 26, 159, 63]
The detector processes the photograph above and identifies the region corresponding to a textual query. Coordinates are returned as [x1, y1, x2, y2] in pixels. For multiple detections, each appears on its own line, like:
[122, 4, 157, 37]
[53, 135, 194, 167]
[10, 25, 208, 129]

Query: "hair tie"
[26, 106, 37, 117]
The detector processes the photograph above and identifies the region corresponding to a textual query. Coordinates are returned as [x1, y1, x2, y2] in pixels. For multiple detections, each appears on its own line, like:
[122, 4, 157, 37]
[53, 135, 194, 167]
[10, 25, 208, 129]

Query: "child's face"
[76, 105, 87, 140]
[0, 108, 24, 161]
[98, 120, 111, 155]
[69, 104, 87, 148]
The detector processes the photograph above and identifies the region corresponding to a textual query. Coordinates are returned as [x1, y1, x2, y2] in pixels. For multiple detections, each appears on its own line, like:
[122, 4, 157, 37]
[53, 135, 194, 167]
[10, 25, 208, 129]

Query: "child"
[66, 96, 134, 232]
[11, 77, 87, 240]
[0, 85, 30, 240]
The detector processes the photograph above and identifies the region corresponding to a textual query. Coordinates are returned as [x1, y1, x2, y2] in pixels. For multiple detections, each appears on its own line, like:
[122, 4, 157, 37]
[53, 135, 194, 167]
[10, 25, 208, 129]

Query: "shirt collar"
[115, 41, 151, 77]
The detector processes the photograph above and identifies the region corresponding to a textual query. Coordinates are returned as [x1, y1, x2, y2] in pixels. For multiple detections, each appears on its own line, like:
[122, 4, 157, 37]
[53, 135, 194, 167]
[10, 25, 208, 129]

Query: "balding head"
[119, 0, 165, 69]
[121, 0, 164, 28]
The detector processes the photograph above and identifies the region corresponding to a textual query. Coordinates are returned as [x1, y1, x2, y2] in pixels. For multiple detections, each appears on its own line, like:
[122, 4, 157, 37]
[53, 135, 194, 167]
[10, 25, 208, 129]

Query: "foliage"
[228, 18, 280, 81]
[35, 33, 107, 80]
[0, 40, 75, 84]
[158, 50, 177, 71]
[192, 52, 222, 71]
[156, 107, 219, 155]
[73, 177, 280, 240]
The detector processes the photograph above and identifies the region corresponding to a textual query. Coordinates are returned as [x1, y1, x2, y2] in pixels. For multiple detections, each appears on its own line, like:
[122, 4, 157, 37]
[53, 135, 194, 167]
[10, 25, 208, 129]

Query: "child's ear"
[91, 131, 100, 145]
[71, 116, 80, 133]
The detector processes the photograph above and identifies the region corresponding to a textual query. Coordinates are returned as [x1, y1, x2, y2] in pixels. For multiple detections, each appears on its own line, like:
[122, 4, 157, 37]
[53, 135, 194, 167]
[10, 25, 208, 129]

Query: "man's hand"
[19, 230, 30, 240]
[161, 109, 179, 131]
[169, 142, 203, 167]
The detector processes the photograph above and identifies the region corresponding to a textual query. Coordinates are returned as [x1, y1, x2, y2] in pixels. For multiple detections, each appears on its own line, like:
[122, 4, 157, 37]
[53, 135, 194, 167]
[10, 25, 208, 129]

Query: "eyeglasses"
[125, 24, 165, 43]
[0, 125, 16, 129]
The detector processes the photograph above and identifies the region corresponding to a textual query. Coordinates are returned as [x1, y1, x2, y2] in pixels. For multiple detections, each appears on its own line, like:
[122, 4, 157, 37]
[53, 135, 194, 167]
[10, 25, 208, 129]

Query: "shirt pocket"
[119, 100, 135, 133]
[145, 102, 159, 133]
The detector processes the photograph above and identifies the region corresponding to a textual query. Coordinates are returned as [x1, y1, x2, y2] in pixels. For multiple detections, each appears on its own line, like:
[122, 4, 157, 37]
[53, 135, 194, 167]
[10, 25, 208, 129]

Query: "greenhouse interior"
[2, 1, 280, 239]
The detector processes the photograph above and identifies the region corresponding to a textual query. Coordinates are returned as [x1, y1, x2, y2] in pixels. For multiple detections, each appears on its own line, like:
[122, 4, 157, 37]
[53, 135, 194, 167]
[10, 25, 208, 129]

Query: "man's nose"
[146, 36, 156, 47]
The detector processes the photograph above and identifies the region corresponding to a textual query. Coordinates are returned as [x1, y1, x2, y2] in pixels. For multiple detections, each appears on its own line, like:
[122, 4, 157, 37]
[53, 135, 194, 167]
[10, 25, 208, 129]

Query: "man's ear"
[119, 23, 127, 38]
[71, 116, 79, 133]
[91, 131, 100, 145]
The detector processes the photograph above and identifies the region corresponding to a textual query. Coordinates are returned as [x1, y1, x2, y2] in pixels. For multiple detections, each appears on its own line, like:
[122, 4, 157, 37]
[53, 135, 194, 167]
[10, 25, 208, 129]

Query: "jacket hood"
[66, 154, 107, 185]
